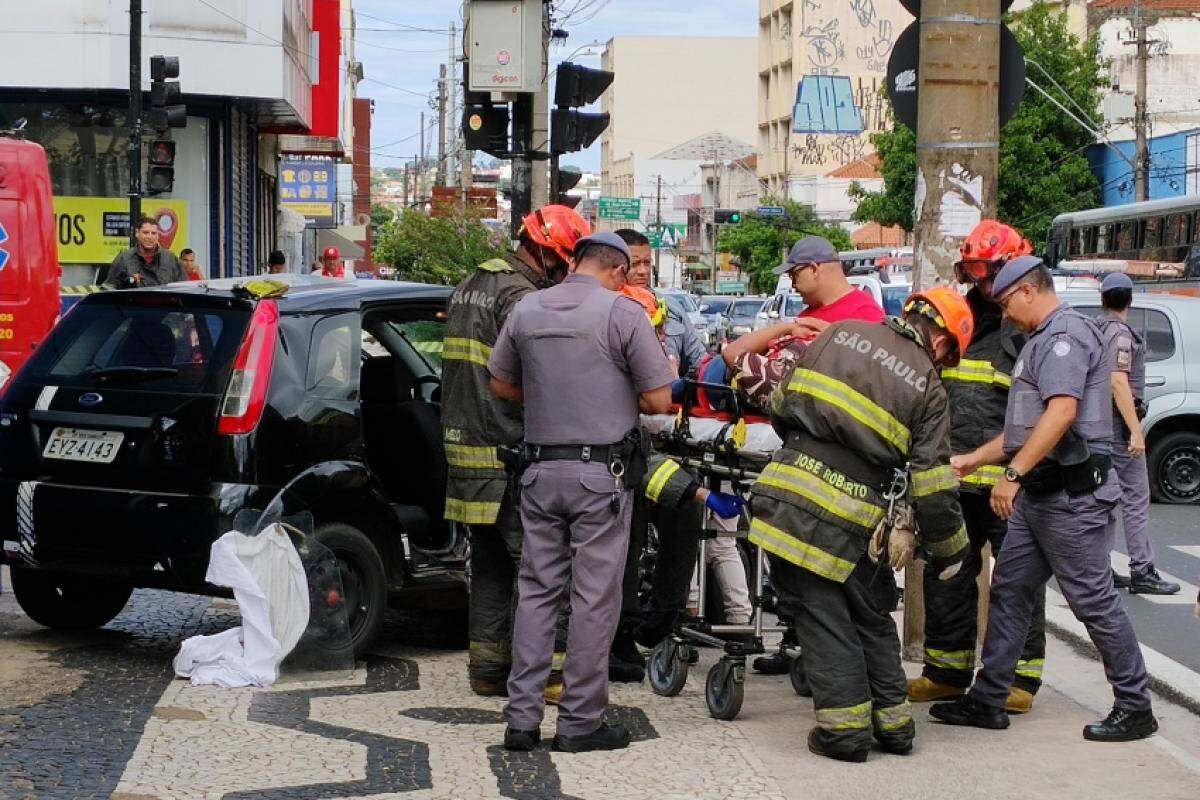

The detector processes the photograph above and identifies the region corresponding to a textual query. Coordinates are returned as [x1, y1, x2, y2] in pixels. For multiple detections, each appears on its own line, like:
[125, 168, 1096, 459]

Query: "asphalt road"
[1112, 502, 1200, 673]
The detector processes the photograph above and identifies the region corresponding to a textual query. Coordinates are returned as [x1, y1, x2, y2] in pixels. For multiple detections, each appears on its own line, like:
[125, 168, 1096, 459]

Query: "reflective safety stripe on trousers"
[815, 700, 872, 731]
[443, 337, 493, 368]
[787, 369, 911, 454]
[444, 498, 502, 525]
[942, 358, 1012, 388]
[910, 465, 957, 497]
[748, 517, 857, 583]
[927, 523, 969, 560]
[962, 464, 1005, 488]
[873, 702, 913, 732]
[445, 443, 505, 471]
[925, 647, 974, 671]
[1016, 658, 1045, 679]
[645, 460, 681, 503]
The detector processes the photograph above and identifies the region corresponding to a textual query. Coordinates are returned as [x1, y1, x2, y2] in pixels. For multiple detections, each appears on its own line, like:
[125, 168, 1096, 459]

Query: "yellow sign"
[52, 197, 189, 264]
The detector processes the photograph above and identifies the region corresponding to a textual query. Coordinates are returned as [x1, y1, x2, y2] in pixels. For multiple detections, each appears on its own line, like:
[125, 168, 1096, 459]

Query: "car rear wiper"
[86, 366, 180, 381]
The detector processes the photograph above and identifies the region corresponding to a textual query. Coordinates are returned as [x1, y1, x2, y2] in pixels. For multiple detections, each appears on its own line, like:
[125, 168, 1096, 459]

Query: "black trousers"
[621, 494, 702, 644]
[921, 492, 1047, 693]
[775, 554, 914, 756]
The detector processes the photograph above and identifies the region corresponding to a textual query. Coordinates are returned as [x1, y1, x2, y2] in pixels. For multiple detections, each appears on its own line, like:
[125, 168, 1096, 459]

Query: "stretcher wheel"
[789, 654, 812, 697]
[648, 638, 689, 697]
[706, 660, 745, 720]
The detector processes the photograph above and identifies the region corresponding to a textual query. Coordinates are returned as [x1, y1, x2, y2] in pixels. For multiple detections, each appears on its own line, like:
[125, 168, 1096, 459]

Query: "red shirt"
[800, 287, 885, 325]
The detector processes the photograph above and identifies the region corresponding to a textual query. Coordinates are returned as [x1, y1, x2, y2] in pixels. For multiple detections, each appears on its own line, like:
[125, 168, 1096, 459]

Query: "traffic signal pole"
[911, 0, 1002, 290]
[127, 0, 142, 244]
[510, 93, 534, 239]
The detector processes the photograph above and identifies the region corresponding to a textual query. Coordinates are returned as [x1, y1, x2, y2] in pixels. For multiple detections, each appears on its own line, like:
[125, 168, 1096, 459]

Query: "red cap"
[322, 247, 339, 259]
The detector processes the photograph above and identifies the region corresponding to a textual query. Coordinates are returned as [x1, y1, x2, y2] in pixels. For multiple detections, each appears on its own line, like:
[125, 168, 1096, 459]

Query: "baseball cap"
[992, 254, 1045, 297]
[574, 231, 632, 266]
[1100, 272, 1134, 292]
[773, 236, 840, 275]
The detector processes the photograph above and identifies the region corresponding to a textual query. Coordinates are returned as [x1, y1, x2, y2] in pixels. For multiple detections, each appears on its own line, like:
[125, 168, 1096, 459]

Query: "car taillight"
[218, 301, 278, 435]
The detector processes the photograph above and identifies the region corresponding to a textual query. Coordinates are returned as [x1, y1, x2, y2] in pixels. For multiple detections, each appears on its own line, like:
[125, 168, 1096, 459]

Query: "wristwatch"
[1004, 466, 1024, 484]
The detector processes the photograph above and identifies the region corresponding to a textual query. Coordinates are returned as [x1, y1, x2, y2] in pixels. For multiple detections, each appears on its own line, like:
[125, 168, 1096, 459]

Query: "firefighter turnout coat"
[749, 318, 968, 582]
[441, 254, 548, 525]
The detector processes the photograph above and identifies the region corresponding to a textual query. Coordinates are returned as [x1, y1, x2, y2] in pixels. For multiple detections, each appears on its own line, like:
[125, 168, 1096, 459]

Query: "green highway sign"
[598, 196, 642, 220]
[647, 223, 686, 249]
[718, 282, 749, 293]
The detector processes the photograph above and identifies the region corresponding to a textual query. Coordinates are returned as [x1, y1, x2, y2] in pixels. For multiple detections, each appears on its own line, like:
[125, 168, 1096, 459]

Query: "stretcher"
[638, 380, 804, 721]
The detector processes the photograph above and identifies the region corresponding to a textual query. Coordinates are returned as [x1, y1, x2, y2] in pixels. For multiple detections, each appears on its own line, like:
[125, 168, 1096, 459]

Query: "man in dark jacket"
[105, 217, 186, 288]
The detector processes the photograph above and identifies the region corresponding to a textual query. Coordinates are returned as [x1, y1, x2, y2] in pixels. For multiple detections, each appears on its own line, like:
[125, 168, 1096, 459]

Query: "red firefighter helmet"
[519, 204, 591, 264]
[955, 220, 1033, 284]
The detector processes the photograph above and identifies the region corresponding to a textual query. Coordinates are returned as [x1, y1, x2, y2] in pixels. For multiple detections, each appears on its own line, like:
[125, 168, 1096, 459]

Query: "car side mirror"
[768, 310, 780, 320]
[699, 304, 710, 312]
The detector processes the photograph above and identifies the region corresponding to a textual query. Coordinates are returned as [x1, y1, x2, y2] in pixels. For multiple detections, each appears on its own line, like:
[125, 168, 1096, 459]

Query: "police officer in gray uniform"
[488, 232, 676, 753]
[932, 255, 1158, 742]
[1096, 272, 1179, 595]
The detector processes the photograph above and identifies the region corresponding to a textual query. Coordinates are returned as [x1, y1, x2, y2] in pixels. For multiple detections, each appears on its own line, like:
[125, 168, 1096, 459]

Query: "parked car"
[1062, 289, 1200, 504]
[0, 275, 464, 654]
[699, 295, 733, 343]
[659, 288, 711, 348]
[724, 297, 767, 341]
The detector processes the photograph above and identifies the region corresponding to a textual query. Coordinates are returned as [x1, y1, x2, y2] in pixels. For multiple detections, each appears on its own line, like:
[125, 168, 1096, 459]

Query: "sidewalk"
[109, 600, 1200, 800]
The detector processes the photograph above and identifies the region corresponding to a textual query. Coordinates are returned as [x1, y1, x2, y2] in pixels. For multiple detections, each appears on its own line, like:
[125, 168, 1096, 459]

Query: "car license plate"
[43, 428, 124, 464]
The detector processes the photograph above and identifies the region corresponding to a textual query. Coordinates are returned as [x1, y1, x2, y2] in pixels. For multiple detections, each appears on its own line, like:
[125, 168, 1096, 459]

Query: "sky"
[353, 1, 759, 173]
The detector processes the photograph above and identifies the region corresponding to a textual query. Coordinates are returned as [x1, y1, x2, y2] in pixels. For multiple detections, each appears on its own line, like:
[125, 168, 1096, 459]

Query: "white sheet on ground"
[173, 523, 310, 687]
[641, 414, 782, 456]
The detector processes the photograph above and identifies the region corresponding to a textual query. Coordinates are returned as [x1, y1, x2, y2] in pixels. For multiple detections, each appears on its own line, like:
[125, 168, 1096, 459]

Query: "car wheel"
[10, 568, 132, 630]
[1149, 431, 1200, 504]
[315, 522, 388, 656]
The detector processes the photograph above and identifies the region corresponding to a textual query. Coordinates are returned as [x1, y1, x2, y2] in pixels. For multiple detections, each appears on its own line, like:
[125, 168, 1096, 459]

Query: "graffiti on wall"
[793, 75, 864, 135]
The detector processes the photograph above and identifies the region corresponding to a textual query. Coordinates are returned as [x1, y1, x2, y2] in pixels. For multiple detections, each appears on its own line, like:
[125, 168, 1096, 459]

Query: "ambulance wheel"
[706, 660, 745, 721]
[789, 654, 812, 697]
[648, 638, 689, 697]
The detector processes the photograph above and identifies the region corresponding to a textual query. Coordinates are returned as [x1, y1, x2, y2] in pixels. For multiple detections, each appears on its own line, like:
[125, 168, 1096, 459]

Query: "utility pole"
[126, 0, 142, 243]
[436, 64, 448, 187]
[448, 22, 459, 188]
[1132, 0, 1152, 202]
[911, 0, 1002, 291]
[510, 1, 550, 237]
[530, 1, 551, 210]
[654, 174, 663, 286]
[419, 111, 426, 206]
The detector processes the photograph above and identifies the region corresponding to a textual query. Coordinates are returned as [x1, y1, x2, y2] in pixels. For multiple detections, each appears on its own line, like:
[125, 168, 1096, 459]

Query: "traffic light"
[147, 55, 186, 132]
[552, 164, 583, 208]
[146, 140, 175, 194]
[714, 209, 743, 224]
[551, 62, 614, 154]
[461, 61, 510, 158]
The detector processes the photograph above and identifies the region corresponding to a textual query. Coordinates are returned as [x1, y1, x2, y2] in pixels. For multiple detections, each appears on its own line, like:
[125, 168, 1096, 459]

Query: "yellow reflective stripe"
[469, 640, 512, 661]
[443, 337, 492, 368]
[873, 702, 913, 732]
[1016, 658, 1045, 679]
[551, 651, 566, 672]
[757, 462, 885, 530]
[962, 465, 1005, 487]
[815, 701, 873, 731]
[926, 648, 974, 671]
[445, 444, 504, 470]
[61, 284, 105, 295]
[478, 258, 513, 273]
[787, 369, 911, 454]
[444, 498, 502, 525]
[645, 460, 682, 503]
[927, 523, 968, 559]
[748, 517, 856, 583]
[911, 465, 957, 497]
[942, 359, 1011, 388]
[413, 340, 444, 354]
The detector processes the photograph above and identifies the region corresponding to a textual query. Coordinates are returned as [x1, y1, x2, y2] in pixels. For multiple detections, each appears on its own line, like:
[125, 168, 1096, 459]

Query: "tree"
[370, 203, 394, 230]
[849, 0, 1107, 247]
[373, 206, 509, 285]
[717, 199, 852, 293]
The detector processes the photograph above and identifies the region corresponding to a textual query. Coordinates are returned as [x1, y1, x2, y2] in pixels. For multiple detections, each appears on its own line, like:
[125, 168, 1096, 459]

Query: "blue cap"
[574, 231, 631, 266]
[992, 254, 1045, 297]
[1100, 272, 1134, 292]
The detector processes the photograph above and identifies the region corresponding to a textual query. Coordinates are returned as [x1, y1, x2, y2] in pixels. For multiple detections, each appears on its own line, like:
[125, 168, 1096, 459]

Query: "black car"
[0, 276, 463, 654]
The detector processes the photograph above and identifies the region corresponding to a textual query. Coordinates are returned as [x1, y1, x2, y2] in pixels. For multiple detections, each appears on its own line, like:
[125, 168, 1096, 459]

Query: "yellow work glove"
[888, 506, 917, 571]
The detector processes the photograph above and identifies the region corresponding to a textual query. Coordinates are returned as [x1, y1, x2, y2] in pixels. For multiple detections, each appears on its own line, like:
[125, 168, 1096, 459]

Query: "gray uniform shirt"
[105, 247, 187, 288]
[489, 274, 675, 446]
[1097, 310, 1146, 441]
[1004, 303, 1114, 463]
[662, 305, 706, 376]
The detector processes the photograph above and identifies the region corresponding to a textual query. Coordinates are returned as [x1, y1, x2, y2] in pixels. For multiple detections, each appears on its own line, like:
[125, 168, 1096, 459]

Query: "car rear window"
[784, 295, 806, 317]
[20, 301, 250, 393]
[731, 300, 762, 316]
[703, 298, 732, 314]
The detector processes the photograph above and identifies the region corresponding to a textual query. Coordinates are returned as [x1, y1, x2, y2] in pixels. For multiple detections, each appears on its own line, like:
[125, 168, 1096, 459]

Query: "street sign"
[718, 282, 748, 293]
[647, 223, 686, 249]
[887, 22, 1026, 132]
[598, 197, 642, 221]
[755, 206, 785, 218]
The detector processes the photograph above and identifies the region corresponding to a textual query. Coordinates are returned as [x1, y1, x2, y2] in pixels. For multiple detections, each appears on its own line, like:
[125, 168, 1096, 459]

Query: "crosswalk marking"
[1110, 552, 1196, 605]
[1170, 545, 1200, 560]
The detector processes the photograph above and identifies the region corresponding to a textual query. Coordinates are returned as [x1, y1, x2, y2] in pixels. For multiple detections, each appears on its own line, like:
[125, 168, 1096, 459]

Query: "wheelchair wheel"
[789, 653, 812, 697]
[706, 660, 745, 721]
[648, 638, 690, 697]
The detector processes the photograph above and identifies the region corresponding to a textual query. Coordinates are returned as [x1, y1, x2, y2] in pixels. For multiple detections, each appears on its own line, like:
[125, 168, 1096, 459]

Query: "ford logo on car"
[78, 392, 103, 407]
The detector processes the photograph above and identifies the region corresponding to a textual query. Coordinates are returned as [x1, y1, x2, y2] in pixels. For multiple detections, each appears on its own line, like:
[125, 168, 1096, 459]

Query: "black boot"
[929, 695, 1009, 730]
[1083, 707, 1158, 742]
[609, 627, 645, 682]
[753, 627, 797, 675]
[552, 722, 632, 752]
[504, 726, 541, 751]
[1112, 569, 1131, 589]
[807, 728, 868, 763]
[1129, 565, 1181, 596]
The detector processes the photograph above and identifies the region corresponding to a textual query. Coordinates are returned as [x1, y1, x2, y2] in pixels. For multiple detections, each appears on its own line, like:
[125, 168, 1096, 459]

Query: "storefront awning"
[316, 228, 365, 260]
